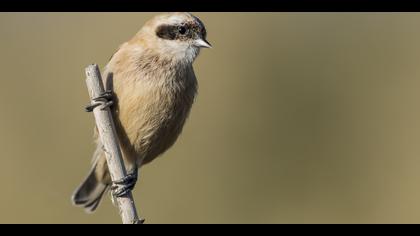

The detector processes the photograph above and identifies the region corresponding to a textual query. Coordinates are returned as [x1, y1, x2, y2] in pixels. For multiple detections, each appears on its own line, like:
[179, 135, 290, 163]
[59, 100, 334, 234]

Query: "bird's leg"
[111, 168, 138, 198]
[85, 90, 114, 112]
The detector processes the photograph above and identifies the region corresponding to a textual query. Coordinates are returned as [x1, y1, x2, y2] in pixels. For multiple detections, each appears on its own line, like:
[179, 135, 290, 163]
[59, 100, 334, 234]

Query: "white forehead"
[163, 12, 194, 25]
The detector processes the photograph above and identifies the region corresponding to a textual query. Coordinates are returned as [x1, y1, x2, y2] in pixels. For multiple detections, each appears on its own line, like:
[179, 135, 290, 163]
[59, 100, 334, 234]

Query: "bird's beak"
[194, 38, 212, 48]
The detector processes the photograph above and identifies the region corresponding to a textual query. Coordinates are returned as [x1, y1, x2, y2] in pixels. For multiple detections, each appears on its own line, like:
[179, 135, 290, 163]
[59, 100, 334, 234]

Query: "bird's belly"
[115, 93, 192, 166]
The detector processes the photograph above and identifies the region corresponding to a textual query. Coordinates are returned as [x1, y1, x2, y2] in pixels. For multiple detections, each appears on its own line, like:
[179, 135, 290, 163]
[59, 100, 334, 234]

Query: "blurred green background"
[1, 13, 420, 223]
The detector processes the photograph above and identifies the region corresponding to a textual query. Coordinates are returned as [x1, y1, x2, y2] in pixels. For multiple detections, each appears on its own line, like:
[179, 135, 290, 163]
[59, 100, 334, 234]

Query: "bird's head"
[137, 12, 211, 64]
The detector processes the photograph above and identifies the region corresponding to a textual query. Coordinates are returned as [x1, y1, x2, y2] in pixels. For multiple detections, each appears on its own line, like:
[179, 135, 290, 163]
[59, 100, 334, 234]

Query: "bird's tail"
[71, 162, 109, 213]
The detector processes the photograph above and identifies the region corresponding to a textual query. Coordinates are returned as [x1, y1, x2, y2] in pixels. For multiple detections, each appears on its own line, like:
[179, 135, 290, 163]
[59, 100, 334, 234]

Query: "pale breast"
[105, 48, 197, 166]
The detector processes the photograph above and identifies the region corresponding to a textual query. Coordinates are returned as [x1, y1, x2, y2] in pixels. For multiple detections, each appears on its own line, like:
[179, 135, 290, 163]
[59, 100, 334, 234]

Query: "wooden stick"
[85, 64, 143, 224]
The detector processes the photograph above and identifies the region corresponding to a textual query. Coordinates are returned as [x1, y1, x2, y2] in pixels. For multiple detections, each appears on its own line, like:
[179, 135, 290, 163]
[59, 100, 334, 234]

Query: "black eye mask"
[156, 22, 205, 41]
[156, 24, 178, 40]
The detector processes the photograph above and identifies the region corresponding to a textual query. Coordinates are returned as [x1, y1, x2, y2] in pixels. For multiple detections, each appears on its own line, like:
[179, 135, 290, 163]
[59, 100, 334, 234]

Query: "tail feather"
[72, 163, 109, 213]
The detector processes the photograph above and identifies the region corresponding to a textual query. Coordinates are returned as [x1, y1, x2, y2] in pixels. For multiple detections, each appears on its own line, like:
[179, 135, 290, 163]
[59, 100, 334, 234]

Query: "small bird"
[72, 12, 211, 212]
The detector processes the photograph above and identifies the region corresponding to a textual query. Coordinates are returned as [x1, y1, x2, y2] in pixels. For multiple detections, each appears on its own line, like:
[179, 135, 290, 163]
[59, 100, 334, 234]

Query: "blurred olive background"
[1, 13, 420, 224]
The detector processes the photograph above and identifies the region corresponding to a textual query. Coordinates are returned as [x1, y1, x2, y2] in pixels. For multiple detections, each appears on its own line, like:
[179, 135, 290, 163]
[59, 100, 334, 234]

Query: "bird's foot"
[111, 170, 138, 198]
[85, 90, 114, 112]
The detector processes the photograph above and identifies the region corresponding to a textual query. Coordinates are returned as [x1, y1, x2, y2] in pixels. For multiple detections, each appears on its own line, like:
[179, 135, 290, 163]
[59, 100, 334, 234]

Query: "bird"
[72, 12, 211, 213]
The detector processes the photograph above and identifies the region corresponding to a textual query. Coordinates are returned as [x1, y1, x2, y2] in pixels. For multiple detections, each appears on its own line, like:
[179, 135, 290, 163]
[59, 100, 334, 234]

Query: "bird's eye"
[178, 26, 187, 35]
